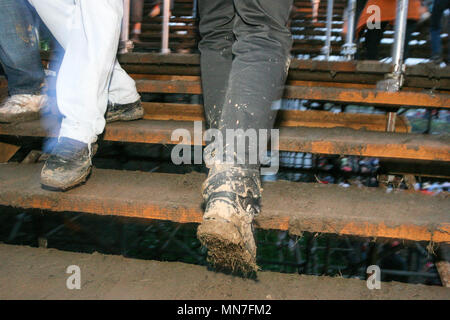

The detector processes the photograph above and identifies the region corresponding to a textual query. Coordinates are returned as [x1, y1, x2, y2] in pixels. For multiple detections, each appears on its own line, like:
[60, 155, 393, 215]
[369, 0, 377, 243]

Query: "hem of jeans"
[8, 88, 44, 96]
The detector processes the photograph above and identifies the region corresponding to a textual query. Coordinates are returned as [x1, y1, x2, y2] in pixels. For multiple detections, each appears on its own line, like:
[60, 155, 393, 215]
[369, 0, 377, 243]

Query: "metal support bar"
[342, 0, 357, 60]
[392, 0, 409, 75]
[192, 0, 198, 19]
[161, 0, 171, 54]
[120, 0, 133, 54]
[386, 111, 397, 132]
[322, 0, 334, 59]
[376, 0, 409, 92]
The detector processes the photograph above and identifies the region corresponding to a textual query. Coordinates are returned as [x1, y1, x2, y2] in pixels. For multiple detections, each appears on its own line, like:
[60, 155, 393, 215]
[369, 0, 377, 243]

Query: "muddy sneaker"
[41, 137, 95, 191]
[0, 94, 47, 123]
[105, 99, 144, 123]
[197, 164, 262, 275]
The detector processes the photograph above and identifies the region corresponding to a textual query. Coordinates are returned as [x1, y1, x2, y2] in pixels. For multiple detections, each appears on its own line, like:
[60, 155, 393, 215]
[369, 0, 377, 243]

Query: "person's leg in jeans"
[197, 0, 293, 274]
[363, 22, 387, 60]
[148, 0, 175, 18]
[130, 0, 144, 42]
[28, 0, 142, 190]
[404, 20, 418, 60]
[430, 0, 450, 62]
[0, 0, 47, 123]
[198, 0, 235, 129]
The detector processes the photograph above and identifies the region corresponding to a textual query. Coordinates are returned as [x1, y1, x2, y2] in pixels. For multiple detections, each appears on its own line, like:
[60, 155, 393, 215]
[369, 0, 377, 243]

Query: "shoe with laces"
[197, 164, 262, 275]
[40, 137, 96, 191]
[0, 94, 47, 123]
[105, 99, 144, 123]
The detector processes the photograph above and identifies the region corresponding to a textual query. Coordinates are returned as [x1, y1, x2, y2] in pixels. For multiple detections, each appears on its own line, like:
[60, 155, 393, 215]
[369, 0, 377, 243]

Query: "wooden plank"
[42, 52, 450, 81]
[142, 102, 412, 133]
[0, 119, 448, 161]
[0, 142, 20, 163]
[132, 79, 450, 108]
[278, 126, 450, 161]
[0, 163, 448, 242]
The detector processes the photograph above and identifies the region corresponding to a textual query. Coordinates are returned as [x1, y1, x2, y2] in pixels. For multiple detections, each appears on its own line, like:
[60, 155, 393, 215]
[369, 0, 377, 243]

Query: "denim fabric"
[430, 0, 450, 58]
[198, 0, 293, 165]
[0, 0, 45, 96]
[363, 20, 417, 60]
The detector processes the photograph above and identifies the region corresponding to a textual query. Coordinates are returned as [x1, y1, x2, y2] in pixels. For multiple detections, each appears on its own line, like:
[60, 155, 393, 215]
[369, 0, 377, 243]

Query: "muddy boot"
[105, 99, 144, 123]
[41, 137, 95, 191]
[197, 164, 262, 275]
[0, 94, 47, 123]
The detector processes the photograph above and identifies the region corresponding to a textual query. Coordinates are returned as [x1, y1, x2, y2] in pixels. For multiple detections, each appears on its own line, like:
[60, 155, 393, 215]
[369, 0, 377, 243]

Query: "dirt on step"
[0, 244, 449, 300]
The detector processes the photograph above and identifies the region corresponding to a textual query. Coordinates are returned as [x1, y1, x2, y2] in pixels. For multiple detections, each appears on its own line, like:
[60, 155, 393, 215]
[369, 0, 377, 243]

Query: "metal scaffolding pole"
[161, 0, 171, 54]
[322, 0, 334, 59]
[341, 0, 357, 60]
[376, 0, 409, 92]
[192, 0, 198, 19]
[120, 0, 133, 54]
[392, 0, 409, 74]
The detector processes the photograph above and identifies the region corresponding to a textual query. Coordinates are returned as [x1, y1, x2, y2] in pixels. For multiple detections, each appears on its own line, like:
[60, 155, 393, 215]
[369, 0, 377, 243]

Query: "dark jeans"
[363, 20, 417, 60]
[0, 0, 45, 96]
[430, 0, 450, 59]
[198, 0, 293, 165]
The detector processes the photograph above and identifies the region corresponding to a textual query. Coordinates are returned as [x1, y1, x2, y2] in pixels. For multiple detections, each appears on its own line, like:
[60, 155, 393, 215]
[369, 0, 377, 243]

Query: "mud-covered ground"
[0, 243, 448, 300]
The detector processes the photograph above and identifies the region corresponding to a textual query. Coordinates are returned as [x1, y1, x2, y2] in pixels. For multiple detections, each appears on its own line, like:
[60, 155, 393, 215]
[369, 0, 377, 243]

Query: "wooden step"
[0, 163, 449, 242]
[132, 78, 450, 108]
[141, 103, 412, 133]
[1, 119, 448, 161]
[1, 243, 448, 299]
[39, 52, 449, 90]
[115, 53, 449, 76]
[99, 72, 449, 109]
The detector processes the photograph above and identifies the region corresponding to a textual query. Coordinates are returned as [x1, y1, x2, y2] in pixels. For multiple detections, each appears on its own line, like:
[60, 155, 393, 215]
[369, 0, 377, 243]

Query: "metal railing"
[120, 0, 172, 54]
[376, 0, 409, 93]
[322, 0, 334, 59]
[341, 0, 357, 60]
[120, 0, 133, 54]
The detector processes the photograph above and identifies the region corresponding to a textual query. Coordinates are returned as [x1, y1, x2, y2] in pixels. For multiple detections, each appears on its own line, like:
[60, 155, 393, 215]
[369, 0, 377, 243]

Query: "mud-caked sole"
[40, 165, 92, 192]
[106, 107, 144, 123]
[197, 219, 258, 275]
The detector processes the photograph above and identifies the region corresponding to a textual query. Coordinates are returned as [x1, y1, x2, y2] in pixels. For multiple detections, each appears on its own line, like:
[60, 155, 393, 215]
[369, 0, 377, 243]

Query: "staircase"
[0, 0, 449, 296]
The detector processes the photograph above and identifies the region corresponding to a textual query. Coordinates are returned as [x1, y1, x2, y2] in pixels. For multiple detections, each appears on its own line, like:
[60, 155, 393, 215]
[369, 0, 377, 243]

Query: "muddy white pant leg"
[108, 60, 140, 105]
[28, 0, 124, 144]
[28, 0, 140, 108]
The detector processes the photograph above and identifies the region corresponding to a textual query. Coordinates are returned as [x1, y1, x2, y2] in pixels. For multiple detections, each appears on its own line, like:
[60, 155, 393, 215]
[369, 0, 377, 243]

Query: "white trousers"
[28, 0, 140, 144]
